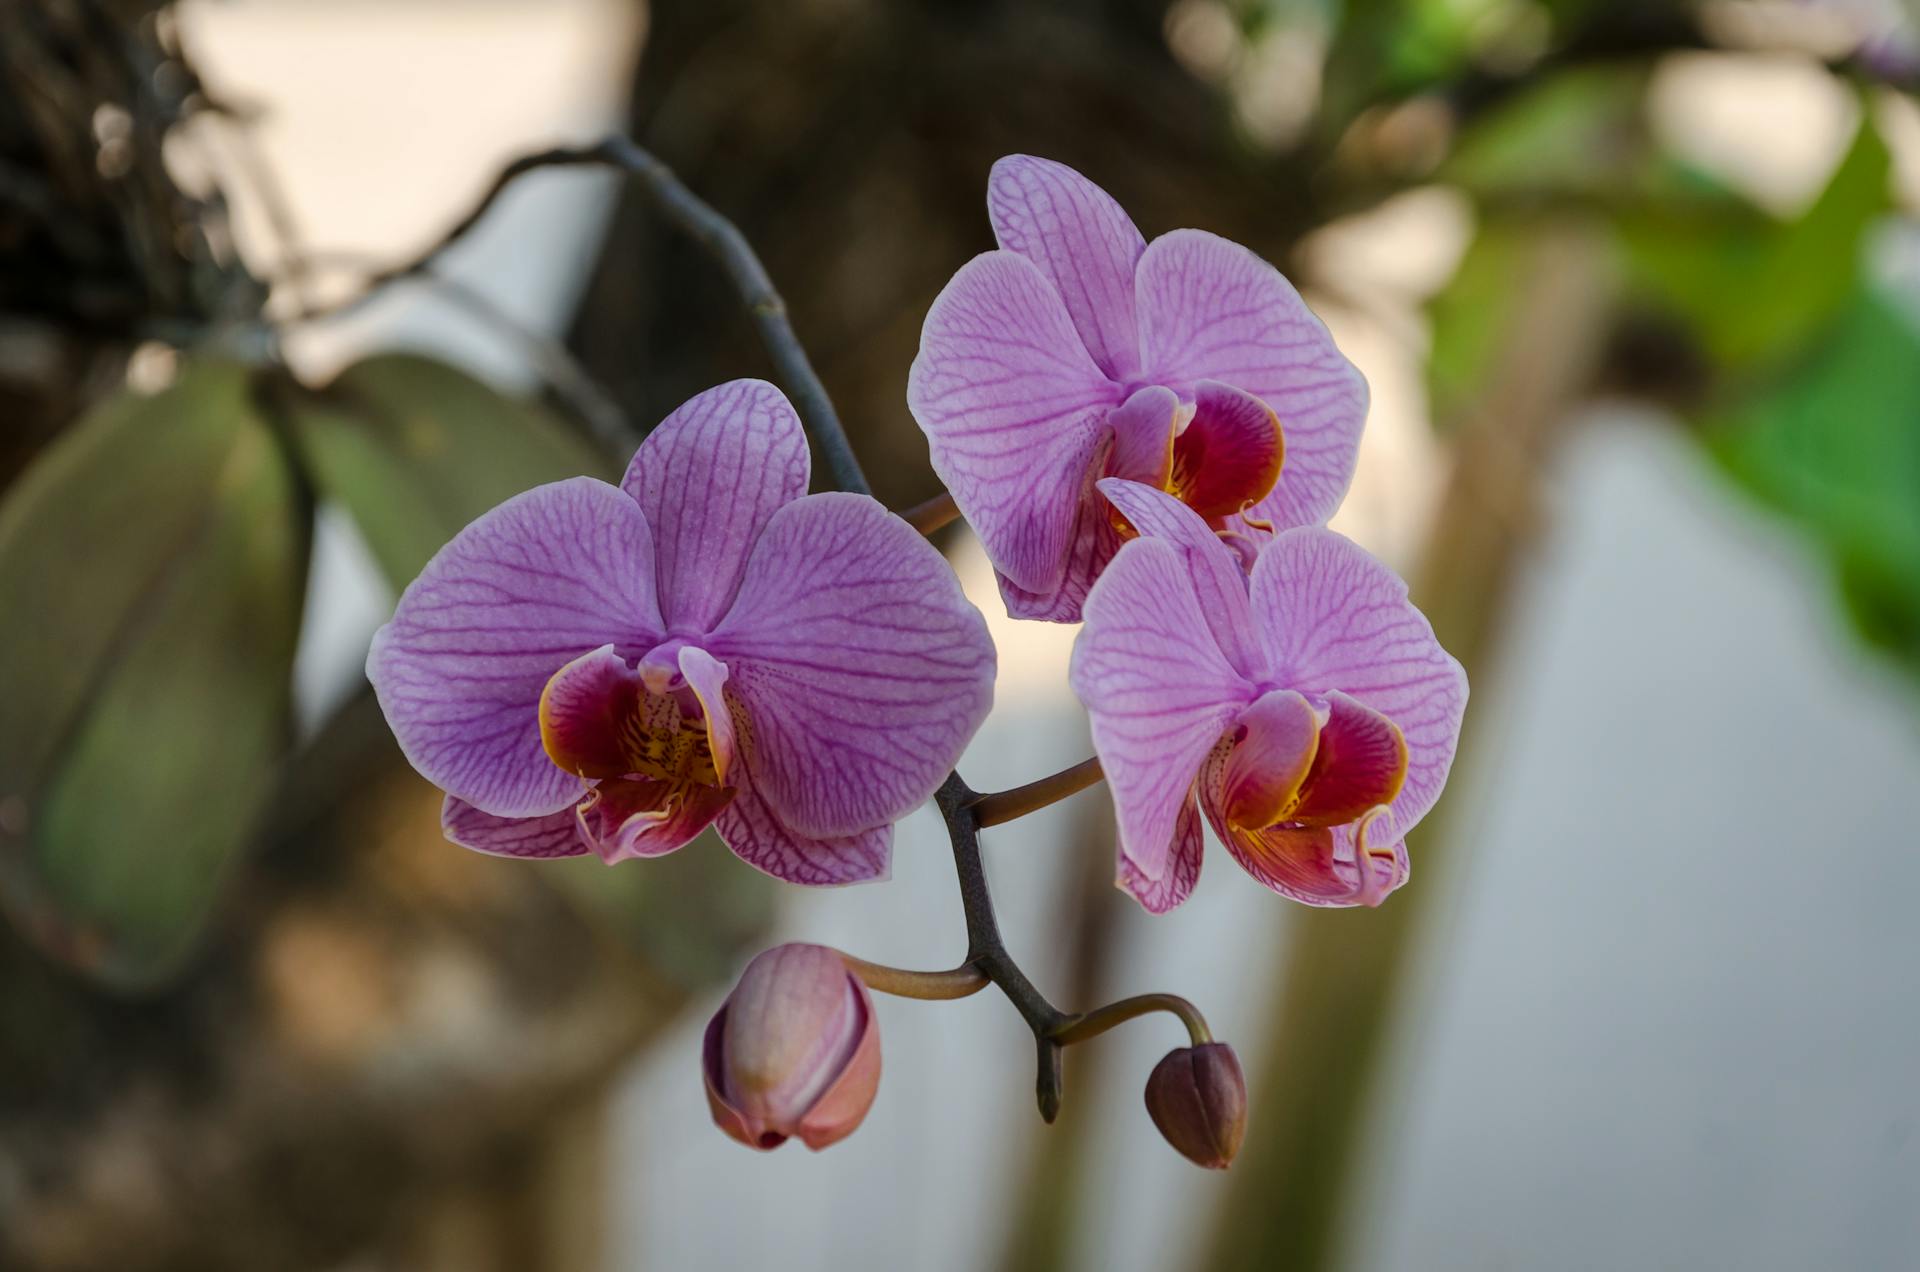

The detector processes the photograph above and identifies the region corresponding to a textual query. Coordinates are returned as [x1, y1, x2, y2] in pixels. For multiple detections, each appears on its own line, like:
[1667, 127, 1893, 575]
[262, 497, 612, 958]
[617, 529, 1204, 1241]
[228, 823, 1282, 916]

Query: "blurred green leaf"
[288, 352, 611, 591]
[0, 362, 307, 984]
[1427, 217, 1536, 425]
[1443, 63, 1655, 201]
[1712, 287, 1920, 680]
[1621, 112, 1893, 368]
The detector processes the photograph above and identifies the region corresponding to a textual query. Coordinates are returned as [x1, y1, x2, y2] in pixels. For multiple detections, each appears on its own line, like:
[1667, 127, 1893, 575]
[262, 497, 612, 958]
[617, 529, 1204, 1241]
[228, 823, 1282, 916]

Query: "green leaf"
[1442, 64, 1656, 202]
[1621, 112, 1893, 368]
[0, 362, 308, 984]
[1427, 219, 1534, 427]
[1711, 288, 1920, 681]
[287, 353, 611, 590]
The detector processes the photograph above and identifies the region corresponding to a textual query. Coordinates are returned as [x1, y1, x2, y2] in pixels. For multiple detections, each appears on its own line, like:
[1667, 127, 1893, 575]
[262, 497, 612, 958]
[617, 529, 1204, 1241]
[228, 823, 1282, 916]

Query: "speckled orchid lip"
[1070, 480, 1466, 913]
[908, 153, 1367, 622]
[366, 377, 997, 885]
[535, 644, 737, 863]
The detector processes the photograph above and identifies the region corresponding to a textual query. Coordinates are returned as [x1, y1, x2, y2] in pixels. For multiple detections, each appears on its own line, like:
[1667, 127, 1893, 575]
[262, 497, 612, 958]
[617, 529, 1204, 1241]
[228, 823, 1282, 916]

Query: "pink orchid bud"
[702, 943, 881, 1151]
[1144, 1042, 1247, 1169]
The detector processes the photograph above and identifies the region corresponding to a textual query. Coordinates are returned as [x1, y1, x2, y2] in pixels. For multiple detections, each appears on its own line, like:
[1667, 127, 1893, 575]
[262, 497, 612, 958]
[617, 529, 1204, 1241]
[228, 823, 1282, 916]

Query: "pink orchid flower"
[367, 378, 996, 886]
[1070, 481, 1466, 912]
[908, 154, 1367, 621]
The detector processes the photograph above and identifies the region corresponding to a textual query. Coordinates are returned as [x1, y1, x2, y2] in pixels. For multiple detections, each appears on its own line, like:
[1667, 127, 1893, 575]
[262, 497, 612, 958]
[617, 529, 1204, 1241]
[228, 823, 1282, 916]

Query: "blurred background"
[1, 1, 1917, 1269]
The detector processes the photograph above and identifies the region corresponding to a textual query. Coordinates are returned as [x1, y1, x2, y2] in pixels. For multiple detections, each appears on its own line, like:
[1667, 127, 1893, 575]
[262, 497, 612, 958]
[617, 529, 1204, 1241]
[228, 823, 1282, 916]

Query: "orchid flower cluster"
[367, 154, 1466, 1167]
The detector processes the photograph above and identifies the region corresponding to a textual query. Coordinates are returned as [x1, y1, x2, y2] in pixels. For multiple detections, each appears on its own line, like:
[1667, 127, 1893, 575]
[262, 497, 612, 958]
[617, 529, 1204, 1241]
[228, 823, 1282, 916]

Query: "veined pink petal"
[1136, 229, 1367, 530]
[908, 249, 1121, 595]
[441, 796, 586, 859]
[987, 154, 1146, 382]
[1216, 689, 1320, 831]
[1071, 537, 1254, 881]
[622, 378, 809, 633]
[678, 645, 737, 785]
[1117, 795, 1204, 914]
[1095, 480, 1263, 682]
[577, 778, 732, 864]
[1170, 381, 1285, 519]
[367, 478, 664, 819]
[998, 481, 1122, 623]
[1249, 528, 1466, 844]
[715, 784, 890, 886]
[1106, 384, 1180, 487]
[708, 493, 994, 839]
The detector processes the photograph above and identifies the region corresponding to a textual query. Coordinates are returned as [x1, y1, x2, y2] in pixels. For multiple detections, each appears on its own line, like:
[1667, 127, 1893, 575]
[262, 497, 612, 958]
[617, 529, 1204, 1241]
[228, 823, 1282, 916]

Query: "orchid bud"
[702, 943, 880, 1151]
[1144, 1042, 1247, 1169]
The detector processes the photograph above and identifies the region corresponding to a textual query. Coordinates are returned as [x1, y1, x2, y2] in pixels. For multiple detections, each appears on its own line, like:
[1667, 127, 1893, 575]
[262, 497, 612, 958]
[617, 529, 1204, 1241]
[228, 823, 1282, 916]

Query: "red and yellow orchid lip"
[1166, 381, 1285, 522]
[1217, 689, 1406, 835]
[1102, 380, 1286, 541]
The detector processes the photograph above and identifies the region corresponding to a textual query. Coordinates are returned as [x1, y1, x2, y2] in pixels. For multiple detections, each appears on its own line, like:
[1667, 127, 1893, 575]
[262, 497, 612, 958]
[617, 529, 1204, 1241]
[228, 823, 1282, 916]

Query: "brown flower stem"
[968, 756, 1104, 828]
[839, 954, 989, 1001]
[1051, 994, 1212, 1048]
[898, 489, 961, 535]
[935, 774, 1075, 1120]
[299, 136, 869, 497]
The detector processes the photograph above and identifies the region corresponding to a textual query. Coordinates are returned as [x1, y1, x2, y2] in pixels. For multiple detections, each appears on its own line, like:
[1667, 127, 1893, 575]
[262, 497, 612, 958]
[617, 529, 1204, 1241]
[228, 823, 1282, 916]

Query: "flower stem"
[969, 757, 1104, 828]
[1052, 994, 1213, 1048]
[303, 136, 869, 496]
[839, 954, 989, 1001]
[935, 774, 1074, 1121]
[899, 489, 961, 535]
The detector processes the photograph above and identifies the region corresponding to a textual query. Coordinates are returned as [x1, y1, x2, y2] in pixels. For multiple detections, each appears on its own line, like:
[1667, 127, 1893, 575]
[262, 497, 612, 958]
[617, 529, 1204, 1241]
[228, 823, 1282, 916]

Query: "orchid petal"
[678, 645, 737, 786]
[709, 493, 995, 838]
[998, 484, 1123, 623]
[441, 796, 586, 859]
[367, 478, 663, 819]
[1136, 229, 1366, 529]
[623, 378, 810, 633]
[1249, 529, 1467, 842]
[1095, 479, 1262, 681]
[1106, 384, 1180, 487]
[1216, 689, 1320, 831]
[577, 778, 732, 865]
[1214, 823, 1391, 907]
[1118, 795, 1204, 914]
[1170, 380, 1285, 519]
[987, 154, 1146, 381]
[908, 249, 1120, 595]
[1071, 537, 1253, 880]
[537, 645, 643, 780]
[715, 784, 890, 886]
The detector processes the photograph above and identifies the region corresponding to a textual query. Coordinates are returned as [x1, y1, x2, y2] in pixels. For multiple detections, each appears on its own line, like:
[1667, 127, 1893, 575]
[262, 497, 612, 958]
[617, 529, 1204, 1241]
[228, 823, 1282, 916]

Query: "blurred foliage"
[1426, 56, 1917, 691]
[1620, 113, 1892, 368]
[0, 362, 304, 986]
[0, 350, 643, 989]
[287, 353, 612, 592]
[1712, 289, 1920, 677]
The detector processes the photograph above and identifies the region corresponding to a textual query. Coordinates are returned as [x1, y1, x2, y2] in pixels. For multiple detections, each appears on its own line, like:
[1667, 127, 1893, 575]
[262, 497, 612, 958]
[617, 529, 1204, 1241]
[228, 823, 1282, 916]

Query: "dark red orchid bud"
[1144, 1042, 1247, 1169]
